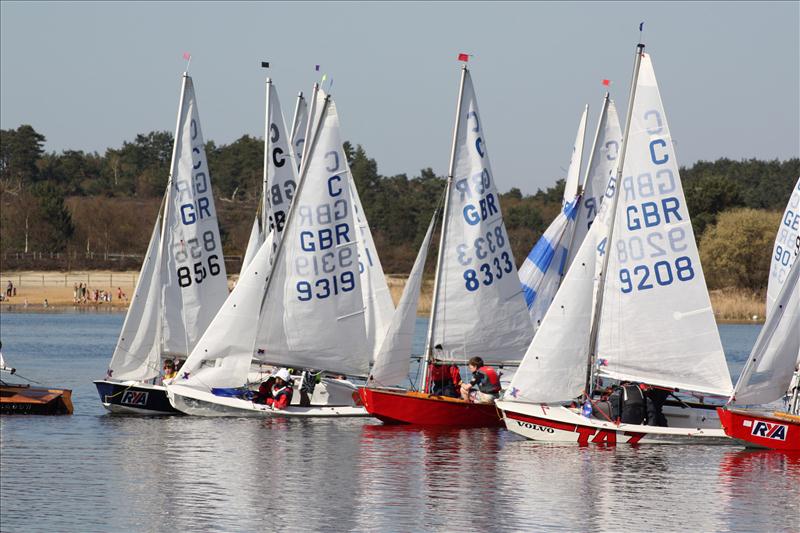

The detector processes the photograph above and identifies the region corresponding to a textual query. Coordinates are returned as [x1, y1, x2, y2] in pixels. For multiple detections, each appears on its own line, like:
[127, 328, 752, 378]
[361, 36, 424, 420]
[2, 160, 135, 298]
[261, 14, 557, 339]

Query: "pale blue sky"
[1, 1, 798, 194]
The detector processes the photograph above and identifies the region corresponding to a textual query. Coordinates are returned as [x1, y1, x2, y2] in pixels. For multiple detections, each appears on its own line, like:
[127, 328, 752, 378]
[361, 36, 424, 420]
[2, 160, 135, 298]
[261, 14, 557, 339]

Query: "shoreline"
[1, 270, 766, 323]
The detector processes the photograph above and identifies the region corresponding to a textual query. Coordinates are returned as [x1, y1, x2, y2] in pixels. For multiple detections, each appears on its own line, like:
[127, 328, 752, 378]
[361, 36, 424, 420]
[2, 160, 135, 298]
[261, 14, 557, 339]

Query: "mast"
[262, 78, 272, 235]
[256, 84, 327, 326]
[421, 65, 468, 389]
[289, 90, 304, 163]
[299, 84, 320, 177]
[160, 72, 191, 359]
[563, 98, 607, 280]
[583, 44, 645, 397]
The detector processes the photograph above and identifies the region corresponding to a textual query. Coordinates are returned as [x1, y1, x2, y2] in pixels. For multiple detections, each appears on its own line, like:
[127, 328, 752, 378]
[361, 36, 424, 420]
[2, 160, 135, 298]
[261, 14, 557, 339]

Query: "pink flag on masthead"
[183, 52, 191, 61]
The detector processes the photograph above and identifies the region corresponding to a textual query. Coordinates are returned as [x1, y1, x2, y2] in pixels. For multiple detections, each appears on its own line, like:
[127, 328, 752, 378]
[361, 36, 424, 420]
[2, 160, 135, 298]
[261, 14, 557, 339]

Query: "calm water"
[1, 312, 798, 532]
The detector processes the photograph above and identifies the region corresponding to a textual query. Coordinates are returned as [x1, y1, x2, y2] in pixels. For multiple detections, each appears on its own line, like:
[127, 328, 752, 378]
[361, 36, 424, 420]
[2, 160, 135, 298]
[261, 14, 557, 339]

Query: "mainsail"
[594, 53, 732, 397]
[427, 69, 533, 363]
[766, 176, 800, 318]
[254, 93, 370, 376]
[508, 50, 732, 404]
[290, 92, 309, 168]
[107, 74, 228, 381]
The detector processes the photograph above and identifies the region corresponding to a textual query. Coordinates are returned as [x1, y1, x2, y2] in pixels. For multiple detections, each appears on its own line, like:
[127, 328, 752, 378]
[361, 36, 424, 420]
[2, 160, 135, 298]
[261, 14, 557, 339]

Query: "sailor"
[266, 368, 293, 410]
[162, 360, 177, 382]
[460, 356, 501, 403]
[428, 345, 462, 398]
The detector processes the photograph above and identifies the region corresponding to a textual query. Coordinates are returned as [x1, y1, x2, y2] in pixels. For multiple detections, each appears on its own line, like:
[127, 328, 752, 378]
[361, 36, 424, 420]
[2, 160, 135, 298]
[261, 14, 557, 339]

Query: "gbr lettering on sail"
[173, 117, 223, 289]
[614, 108, 696, 294]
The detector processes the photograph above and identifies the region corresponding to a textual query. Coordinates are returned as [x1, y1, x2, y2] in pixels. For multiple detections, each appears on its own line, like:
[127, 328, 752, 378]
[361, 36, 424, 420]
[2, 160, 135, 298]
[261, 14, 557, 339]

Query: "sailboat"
[520, 96, 623, 332]
[1, 345, 73, 415]
[496, 43, 735, 444]
[167, 86, 379, 416]
[359, 61, 533, 427]
[94, 73, 229, 414]
[718, 177, 800, 450]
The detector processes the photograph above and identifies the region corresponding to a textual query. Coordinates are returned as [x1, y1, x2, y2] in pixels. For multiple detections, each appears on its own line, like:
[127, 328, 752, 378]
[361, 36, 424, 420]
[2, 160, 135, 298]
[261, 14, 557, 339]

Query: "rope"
[582, 389, 617, 424]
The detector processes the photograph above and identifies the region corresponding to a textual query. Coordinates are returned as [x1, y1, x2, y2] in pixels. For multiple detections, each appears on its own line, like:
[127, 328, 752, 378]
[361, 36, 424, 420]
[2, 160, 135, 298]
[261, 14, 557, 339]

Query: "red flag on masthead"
[602, 79, 611, 86]
[457, 53, 469, 62]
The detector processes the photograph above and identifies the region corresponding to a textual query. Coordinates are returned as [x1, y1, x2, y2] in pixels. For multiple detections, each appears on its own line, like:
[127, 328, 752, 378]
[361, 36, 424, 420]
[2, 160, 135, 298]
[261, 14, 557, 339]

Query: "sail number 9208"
[619, 256, 694, 293]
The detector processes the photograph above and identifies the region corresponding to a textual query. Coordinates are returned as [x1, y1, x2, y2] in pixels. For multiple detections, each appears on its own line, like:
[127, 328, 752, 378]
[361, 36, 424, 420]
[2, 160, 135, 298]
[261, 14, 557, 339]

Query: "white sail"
[732, 257, 800, 405]
[568, 98, 623, 267]
[241, 216, 263, 271]
[595, 53, 732, 397]
[263, 82, 299, 241]
[160, 76, 229, 358]
[107, 217, 163, 381]
[766, 176, 800, 318]
[429, 71, 533, 363]
[172, 231, 275, 391]
[369, 216, 436, 387]
[290, 93, 308, 168]
[508, 171, 619, 403]
[254, 95, 370, 376]
[349, 165, 395, 360]
[562, 105, 588, 203]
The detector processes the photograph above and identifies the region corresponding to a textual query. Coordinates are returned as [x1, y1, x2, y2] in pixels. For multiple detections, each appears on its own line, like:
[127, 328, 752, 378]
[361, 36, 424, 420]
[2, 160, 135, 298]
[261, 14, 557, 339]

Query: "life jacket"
[427, 364, 462, 391]
[475, 366, 501, 394]
[268, 384, 293, 410]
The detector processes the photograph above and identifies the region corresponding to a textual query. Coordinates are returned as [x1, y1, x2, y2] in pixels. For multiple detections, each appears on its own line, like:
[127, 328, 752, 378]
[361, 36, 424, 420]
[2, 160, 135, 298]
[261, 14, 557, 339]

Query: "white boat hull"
[167, 382, 368, 417]
[496, 400, 731, 445]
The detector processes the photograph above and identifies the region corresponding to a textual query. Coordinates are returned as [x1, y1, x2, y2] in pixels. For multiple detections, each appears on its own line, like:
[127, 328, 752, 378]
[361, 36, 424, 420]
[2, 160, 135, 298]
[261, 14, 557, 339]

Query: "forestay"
[595, 54, 732, 397]
[107, 218, 163, 381]
[255, 96, 370, 376]
[732, 257, 800, 405]
[766, 176, 800, 318]
[349, 166, 395, 360]
[429, 71, 532, 363]
[173, 232, 275, 391]
[160, 77, 229, 358]
[369, 216, 436, 387]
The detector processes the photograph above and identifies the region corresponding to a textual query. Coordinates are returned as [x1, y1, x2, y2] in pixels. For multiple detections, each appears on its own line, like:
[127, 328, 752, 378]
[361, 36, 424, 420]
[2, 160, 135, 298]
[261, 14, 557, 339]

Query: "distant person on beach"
[6, 281, 12, 297]
[117, 287, 123, 300]
[460, 356, 501, 403]
[43, 298, 49, 308]
[73, 283, 79, 303]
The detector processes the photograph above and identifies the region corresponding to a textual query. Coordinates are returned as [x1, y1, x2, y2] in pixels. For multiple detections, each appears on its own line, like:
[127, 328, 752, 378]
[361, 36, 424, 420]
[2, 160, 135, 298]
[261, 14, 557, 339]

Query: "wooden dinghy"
[1, 383, 73, 415]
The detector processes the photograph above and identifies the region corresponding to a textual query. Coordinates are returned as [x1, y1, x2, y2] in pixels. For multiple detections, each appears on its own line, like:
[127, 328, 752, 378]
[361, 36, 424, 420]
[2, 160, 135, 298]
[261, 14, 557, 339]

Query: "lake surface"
[1, 312, 798, 532]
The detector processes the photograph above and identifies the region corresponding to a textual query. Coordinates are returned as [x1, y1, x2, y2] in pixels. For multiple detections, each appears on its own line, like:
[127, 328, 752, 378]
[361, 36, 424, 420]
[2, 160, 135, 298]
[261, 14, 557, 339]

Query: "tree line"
[1, 124, 797, 291]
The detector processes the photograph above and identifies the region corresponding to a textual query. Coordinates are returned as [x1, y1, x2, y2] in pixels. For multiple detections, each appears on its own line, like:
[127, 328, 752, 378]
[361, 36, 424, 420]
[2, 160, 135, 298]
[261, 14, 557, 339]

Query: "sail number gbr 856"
[173, 118, 223, 289]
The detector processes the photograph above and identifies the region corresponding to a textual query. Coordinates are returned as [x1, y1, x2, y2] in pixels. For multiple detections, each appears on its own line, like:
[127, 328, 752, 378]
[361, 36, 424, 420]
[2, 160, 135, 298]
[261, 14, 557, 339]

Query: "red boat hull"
[1, 384, 73, 415]
[358, 387, 503, 428]
[717, 407, 800, 451]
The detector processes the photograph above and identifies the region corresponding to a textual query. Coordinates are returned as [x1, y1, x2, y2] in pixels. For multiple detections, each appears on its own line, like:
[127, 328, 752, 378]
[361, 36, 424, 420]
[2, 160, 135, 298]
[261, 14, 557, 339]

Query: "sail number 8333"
[174, 230, 222, 288]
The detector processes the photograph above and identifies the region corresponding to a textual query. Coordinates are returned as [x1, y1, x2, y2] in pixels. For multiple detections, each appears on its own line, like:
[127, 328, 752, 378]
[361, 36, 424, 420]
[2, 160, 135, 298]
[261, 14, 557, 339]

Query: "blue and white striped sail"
[518, 107, 587, 331]
[518, 199, 580, 330]
[429, 70, 533, 363]
[766, 176, 800, 318]
[595, 53, 732, 397]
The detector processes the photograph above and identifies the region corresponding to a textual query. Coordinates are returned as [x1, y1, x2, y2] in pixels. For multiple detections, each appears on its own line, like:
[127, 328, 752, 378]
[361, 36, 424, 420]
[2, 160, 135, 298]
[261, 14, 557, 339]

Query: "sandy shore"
[0, 270, 765, 322]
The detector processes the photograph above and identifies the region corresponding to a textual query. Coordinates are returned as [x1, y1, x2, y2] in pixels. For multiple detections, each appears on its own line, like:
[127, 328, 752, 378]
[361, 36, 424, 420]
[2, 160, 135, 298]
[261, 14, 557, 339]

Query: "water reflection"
[4, 313, 798, 532]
